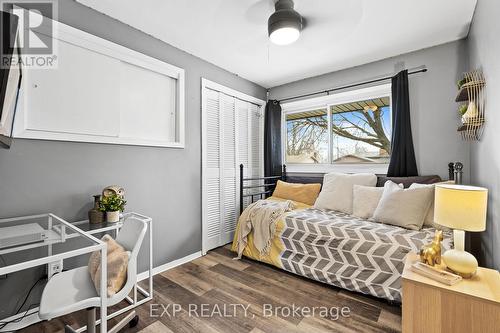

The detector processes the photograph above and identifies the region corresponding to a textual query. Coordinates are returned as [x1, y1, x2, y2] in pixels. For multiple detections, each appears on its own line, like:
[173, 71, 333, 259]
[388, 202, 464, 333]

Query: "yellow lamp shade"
[434, 184, 487, 231]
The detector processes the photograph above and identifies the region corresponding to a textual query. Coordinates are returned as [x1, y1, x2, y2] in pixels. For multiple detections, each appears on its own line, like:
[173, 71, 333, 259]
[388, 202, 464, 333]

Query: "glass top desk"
[0, 212, 153, 333]
[0, 213, 108, 332]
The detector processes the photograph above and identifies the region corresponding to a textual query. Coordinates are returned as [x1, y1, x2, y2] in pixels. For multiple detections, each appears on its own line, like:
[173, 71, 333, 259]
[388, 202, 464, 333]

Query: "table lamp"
[434, 184, 487, 278]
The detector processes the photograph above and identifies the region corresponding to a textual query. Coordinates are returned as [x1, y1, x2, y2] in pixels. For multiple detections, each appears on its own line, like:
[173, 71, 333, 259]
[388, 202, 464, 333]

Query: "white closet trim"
[201, 79, 265, 106]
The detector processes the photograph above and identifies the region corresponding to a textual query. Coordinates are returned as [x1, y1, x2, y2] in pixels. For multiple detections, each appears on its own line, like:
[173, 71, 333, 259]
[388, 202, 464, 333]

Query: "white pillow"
[352, 186, 384, 219]
[314, 173, 377, 214]
[372, 181, 433, 230]
[410, 183, 451, 230]
[352, 183, 404, 219]
[409, 183, 434, 227]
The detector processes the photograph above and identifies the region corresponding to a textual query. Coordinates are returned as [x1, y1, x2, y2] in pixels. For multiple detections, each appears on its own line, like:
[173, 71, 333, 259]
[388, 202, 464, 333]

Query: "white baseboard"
[137, 251, 202, 281]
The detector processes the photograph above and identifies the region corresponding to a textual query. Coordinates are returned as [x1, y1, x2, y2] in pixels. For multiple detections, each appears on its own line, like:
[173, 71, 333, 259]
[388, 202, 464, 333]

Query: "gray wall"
[467, 0, 500, 270]
[269, 41, 469, 182]
[0, 0, 265, 317]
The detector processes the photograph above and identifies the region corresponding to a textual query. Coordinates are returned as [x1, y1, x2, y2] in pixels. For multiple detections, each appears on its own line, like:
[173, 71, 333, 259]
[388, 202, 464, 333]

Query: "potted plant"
[99, 194, 126, 223]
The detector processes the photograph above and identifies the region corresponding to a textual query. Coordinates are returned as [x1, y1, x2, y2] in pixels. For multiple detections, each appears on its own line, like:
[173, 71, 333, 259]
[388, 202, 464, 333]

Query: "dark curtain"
[264, 100, 282, 177]
[387, 70, 418, 177]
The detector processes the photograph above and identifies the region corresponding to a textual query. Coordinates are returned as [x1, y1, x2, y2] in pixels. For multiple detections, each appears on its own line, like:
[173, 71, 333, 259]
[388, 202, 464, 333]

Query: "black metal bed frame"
[239, 164, 286, 214]
[239, 161, 461, 215]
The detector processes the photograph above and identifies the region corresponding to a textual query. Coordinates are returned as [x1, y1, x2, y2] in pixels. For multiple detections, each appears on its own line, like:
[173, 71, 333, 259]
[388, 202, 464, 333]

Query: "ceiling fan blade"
[244, 0, 275, 24]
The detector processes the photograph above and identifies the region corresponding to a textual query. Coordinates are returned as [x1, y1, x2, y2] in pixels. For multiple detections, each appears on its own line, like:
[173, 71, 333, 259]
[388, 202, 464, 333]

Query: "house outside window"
[282, 84, 392, 173]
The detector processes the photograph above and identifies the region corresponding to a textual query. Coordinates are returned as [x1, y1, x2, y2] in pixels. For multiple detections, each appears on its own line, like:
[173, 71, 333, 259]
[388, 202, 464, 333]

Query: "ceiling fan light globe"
[269, 27, 300, 45]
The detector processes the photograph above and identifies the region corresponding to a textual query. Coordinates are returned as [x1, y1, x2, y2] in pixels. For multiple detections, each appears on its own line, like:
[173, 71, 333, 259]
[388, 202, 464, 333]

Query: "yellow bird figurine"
[419, 230, 443, 266]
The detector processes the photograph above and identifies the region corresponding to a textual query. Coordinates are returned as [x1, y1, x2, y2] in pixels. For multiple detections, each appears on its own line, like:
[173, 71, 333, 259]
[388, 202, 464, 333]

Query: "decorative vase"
[462, 101, 478, 124]
[106, 211, 120, 223]
[88, 195, 105, 224]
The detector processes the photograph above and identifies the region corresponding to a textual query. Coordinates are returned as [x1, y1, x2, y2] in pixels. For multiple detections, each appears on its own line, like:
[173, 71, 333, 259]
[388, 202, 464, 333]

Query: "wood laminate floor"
[20, 245, 402, 333]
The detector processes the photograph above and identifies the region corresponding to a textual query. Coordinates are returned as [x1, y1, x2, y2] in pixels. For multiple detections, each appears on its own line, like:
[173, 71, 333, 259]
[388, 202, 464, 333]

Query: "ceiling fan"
[267, 0, 303, 45]
[244, 0, 362, 47]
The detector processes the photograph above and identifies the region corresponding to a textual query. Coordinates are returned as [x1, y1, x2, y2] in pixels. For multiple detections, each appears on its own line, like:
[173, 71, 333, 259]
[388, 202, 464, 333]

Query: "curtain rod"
[277, 68, 428, 103]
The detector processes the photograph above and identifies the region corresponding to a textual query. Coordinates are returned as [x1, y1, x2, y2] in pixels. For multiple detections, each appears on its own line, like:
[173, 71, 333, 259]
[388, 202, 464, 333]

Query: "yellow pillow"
[272, 180, 322, 206]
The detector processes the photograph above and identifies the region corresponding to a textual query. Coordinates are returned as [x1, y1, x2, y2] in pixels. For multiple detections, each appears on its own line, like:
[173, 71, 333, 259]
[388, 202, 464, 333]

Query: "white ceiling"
[76, 0, 477, 88]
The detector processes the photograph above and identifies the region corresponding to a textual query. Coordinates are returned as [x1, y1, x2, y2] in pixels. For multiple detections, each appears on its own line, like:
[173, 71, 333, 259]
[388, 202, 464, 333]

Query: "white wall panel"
[14, 16, 185, 148]
[25, 40, 120, 137]
[119, 61, 177, 142]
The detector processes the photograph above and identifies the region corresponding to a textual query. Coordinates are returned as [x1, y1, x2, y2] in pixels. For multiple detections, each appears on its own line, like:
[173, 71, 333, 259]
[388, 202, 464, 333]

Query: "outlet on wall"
[48, 260, 63, 278]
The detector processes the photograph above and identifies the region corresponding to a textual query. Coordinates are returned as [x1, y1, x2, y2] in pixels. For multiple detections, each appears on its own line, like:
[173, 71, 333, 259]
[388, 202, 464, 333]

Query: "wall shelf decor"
[455, 69, 486, 141]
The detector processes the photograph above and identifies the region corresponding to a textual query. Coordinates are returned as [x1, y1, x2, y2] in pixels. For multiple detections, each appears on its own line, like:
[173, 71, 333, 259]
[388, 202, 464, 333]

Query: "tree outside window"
[285, 96, 391, 164]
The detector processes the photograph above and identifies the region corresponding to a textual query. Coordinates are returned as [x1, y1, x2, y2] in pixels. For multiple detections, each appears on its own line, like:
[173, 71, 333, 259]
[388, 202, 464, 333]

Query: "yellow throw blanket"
[235, 199, 295, 259]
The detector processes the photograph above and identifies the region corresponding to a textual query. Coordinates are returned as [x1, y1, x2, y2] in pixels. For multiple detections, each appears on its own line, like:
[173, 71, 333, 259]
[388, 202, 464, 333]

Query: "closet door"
[249, 103, 263, 180]
[237, 101, 264, 209]
[220, 94, 238, 245]
[236, 100, 250, 210]
[202, 83, 264, 254]
[202, 89, 222, 251]
[202, 90, 238, 251]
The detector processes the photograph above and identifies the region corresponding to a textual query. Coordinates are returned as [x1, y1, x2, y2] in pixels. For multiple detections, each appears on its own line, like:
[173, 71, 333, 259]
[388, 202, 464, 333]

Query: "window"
[283, 84, 392, 172]
[286, 108, 328, 164]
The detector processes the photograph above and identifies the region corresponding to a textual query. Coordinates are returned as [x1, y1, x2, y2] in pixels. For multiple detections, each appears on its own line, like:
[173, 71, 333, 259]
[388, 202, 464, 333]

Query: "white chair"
[39, 219, 148, 333]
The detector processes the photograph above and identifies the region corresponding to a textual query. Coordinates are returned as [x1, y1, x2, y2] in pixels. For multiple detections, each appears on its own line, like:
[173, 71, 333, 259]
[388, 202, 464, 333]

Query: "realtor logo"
[1, 0, 58, 68]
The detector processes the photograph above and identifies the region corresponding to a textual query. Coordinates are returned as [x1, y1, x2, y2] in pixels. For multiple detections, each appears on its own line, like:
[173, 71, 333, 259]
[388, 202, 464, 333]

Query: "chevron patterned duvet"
[233, 205, 452, 302]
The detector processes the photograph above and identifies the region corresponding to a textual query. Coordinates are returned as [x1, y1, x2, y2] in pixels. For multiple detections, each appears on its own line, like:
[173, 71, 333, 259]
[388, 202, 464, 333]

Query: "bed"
[231, 165, 455, 302]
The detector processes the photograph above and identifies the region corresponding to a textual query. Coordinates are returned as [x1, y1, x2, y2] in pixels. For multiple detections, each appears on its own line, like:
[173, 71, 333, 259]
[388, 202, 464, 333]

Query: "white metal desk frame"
[0, 213, 108, 333]
[0, 212, 153, 333]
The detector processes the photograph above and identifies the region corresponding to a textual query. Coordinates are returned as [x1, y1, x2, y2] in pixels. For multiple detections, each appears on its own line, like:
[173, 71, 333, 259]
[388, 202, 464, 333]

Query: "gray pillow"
[372, 181, 433, 230]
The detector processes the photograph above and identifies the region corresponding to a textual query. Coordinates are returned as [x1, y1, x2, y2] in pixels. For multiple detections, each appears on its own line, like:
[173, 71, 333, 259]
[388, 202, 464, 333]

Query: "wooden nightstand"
[402, 252, 500, 333]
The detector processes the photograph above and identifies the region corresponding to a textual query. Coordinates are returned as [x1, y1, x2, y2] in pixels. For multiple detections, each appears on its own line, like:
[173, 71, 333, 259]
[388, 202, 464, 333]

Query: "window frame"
[281, 84, 392, 173]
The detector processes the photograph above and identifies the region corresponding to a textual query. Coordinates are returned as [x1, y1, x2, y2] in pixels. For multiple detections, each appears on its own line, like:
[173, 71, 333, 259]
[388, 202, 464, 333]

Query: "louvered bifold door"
[220, 94, 238, 245]
[203, 86, 262, 253]
[236, 100, 251, 210]
[249, 103, 263, 179]
[203, 89, 222, 251]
